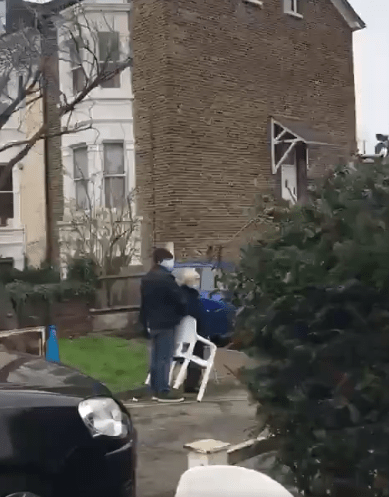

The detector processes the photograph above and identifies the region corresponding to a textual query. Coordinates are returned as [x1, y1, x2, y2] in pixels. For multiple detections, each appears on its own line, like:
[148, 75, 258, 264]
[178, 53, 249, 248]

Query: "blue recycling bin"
[46, 325, 60, 363]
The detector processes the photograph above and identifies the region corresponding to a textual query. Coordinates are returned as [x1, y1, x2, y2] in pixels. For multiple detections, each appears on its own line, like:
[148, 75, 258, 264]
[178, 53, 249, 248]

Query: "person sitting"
[175, 268, 210, 394]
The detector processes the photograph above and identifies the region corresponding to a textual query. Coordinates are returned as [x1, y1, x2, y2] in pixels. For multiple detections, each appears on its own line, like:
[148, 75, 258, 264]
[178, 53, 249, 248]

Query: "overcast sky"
[350, 0, 384, 153]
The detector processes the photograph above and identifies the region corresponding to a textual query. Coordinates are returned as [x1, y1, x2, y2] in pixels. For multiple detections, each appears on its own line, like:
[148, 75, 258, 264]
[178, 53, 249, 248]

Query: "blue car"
[173, 261, 237, 345]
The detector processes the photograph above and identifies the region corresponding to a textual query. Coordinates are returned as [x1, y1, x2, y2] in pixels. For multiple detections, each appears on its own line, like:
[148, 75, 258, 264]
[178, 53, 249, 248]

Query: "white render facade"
[0, 0, 136, 271]
[0, 110, 25, 270]
[0, 35, 45, 271]
[59, 0, 135, 212]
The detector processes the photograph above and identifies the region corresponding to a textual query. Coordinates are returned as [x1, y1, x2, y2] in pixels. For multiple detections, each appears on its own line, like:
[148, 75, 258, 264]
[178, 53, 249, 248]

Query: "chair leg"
[197, 364, 212, 402]
[197, 347, 217, 401]
[173, 358, 190, 389]
[169, 361, 176, 385]
[210, 344, 219, 383]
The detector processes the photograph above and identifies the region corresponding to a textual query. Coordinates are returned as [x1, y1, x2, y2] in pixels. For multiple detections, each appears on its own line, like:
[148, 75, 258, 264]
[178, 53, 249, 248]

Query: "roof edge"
[329, 0, 366, 31]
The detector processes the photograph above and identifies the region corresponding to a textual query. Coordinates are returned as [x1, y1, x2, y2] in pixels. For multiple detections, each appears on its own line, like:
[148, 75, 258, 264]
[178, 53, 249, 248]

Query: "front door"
[281, 163, 297, 203]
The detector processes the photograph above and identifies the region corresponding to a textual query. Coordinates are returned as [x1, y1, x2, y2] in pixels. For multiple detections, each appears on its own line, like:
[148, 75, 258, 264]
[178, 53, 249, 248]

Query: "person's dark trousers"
[184, 341, 205, 392]
[149, 329, 175, 395]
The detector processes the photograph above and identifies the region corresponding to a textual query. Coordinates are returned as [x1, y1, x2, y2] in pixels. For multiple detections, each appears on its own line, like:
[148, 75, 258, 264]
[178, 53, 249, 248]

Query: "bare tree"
[60, 189, 141, 278]
[0, 0, 132, 189]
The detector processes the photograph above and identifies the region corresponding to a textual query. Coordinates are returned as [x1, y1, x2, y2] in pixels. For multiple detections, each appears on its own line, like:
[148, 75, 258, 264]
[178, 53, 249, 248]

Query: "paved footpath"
[125, 348, 298, 497]
[125, 381, 258, 497]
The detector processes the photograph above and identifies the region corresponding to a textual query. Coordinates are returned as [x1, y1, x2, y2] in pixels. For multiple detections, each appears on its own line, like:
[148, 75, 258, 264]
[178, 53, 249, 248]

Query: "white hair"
[174, 268, 200, 287]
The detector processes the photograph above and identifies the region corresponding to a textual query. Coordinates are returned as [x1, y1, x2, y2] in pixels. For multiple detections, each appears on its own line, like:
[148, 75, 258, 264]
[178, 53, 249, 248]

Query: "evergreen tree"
[228, 161, 389, 495]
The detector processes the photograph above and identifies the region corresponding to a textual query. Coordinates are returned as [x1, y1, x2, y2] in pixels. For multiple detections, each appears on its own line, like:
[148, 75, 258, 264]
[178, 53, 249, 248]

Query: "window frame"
[284, 0, 303, 18]
[243, 0, 263, 7]
[69, 36, 86, 95]
[102, 141, 127, 209]
[73, 145, 89, 210]
[97, 31, 121, 89]
[0, 163, 14, 227]
[281, 162, 298, 204]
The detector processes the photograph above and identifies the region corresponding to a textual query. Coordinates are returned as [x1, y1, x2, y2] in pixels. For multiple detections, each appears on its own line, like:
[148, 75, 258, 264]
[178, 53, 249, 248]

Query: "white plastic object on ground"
[175, 465, 293, 497]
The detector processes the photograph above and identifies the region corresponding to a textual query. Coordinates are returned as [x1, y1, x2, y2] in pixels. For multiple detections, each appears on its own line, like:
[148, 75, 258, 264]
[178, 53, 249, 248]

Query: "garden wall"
[91, 267, 144, 336]
[17, 298, 93, 339]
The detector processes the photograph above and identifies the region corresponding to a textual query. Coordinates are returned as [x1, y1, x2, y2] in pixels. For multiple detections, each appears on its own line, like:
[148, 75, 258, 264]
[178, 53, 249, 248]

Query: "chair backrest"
[175, 316, 198, 350]
[174, 465, 293, 497]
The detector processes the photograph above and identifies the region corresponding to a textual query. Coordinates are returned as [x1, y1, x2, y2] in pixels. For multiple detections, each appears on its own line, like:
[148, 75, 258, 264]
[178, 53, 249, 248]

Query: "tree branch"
[0, 121, 92, 155]
[0, 69, 41, 131]
[58, 57, 131, 117]
[0, 4, 132, 191]
[0, 124, 45, 187]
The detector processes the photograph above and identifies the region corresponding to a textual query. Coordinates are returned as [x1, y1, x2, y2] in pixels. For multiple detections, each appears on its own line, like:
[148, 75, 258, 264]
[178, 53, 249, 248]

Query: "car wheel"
[0, 474, 52, 497]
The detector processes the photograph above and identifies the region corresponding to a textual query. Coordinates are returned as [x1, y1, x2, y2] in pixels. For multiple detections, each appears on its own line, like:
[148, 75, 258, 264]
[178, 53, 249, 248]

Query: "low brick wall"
[17, 298, 93, 339]
[0, 330, 43, 356]
[91, 308, 142, 338]
[52, 300, 93, 338]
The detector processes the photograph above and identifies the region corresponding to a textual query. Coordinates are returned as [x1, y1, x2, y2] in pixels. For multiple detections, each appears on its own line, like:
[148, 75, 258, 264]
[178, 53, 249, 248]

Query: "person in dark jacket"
[139, 248, 187, 403]
[176, 268, 209, 394]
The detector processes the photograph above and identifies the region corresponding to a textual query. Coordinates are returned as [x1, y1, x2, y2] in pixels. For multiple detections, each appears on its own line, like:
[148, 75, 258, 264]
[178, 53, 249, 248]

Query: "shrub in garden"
[226, 162, 389, 495]
[2, 263, 96, 328]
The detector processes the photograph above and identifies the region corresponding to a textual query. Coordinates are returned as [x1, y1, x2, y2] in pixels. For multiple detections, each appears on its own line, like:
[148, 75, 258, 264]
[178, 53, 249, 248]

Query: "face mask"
[160, 259, 174, 271]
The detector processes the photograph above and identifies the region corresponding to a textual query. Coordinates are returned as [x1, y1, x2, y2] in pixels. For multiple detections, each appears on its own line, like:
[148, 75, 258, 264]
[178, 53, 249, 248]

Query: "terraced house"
[132, 0, 365, 261]
[0, 0, 364, 270]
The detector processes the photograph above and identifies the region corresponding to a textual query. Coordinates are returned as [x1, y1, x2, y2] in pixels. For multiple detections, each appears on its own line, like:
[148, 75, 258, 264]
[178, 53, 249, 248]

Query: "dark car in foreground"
[0, 346, 136, 497]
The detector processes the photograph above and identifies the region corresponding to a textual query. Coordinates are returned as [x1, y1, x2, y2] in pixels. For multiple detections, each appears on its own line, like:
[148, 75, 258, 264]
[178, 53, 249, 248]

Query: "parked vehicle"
[0, 347, 136, 497]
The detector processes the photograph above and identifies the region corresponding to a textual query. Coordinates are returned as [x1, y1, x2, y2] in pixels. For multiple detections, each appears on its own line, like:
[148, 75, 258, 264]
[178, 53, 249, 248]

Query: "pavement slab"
[126, 386, 257, 497]
[124, 348, 295, 497]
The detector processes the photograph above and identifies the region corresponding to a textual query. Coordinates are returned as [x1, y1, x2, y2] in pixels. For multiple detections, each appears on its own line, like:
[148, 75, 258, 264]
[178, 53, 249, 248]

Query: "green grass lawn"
[58, 336, 149, 393]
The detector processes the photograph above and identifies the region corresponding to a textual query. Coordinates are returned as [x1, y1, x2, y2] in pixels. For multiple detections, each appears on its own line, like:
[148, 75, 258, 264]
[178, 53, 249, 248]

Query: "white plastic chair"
[145, 316, 217, 402]
[174, 465, 294, 497]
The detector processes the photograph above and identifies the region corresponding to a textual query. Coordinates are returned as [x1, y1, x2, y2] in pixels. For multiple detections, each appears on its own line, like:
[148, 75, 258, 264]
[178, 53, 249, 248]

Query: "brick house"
[132, 0, 365, 262]
[0, 0, 365, 269]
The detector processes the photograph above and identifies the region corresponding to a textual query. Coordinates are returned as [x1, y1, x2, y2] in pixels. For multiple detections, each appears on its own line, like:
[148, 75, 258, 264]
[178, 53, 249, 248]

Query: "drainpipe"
[39, 22, 54, 267]
[42, 81, 53, 265]
[39, 11, 62, 268]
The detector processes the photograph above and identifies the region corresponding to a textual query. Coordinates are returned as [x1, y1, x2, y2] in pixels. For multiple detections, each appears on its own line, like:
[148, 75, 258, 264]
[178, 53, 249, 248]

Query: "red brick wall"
[131, 0, 175, 262]
[132, 0, 358, 261]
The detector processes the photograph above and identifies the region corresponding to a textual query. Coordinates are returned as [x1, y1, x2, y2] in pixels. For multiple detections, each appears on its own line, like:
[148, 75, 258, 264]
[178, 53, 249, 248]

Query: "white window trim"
[73, 145, 89, 181]
[0, 164, 17, 228]
[72, 145, 90, 210]
[284, 0, 303, 18]
[243, 0, 263, 7]
[287, 10, 303, 19]
[281, 163, 298, 205]
[71, 66, 85, 95]
[103, 173, 126, 180]
[68, 37, 87, 96]
[98, 31, 121, 89]
[271, 121, 301, 174]
[103, 141, 127, 208]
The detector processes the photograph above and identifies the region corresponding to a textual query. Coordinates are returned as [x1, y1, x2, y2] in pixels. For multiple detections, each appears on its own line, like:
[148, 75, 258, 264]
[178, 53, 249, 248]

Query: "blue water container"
[46, 325, 60, 363]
